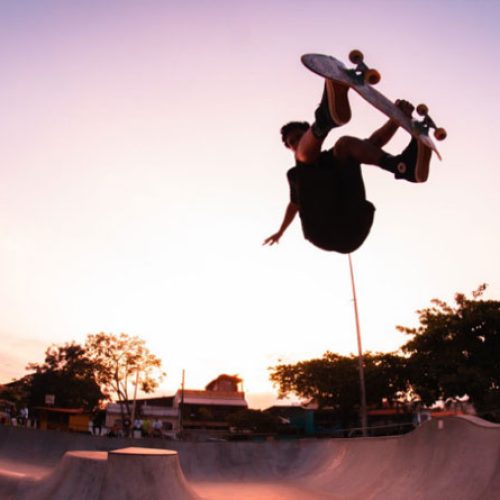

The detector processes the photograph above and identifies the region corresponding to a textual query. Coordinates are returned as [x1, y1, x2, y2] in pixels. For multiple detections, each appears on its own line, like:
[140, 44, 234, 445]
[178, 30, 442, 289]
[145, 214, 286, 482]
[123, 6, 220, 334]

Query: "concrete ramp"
[1, 449, 198, 500]
[101, 448, 198, 500]
[293, 416, 500, 500]
[187, 416, 500, 499]
[0, 416, 498, 499]
[17, 451, 108, 500]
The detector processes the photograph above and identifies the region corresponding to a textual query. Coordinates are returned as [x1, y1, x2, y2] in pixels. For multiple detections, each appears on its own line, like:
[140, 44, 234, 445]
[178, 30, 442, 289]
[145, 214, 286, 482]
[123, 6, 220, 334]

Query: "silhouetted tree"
[26, 342, 105, 410]
[0, 376, 31, 408]
[400, 284, 500, 413]
[85, 332, 165, 421]
[269, 351, 409, 421]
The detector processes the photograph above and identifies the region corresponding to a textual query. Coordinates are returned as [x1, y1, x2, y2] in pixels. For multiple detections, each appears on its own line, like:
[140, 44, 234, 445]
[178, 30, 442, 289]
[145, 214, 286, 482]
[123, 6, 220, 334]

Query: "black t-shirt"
[287, 150, 375, 253]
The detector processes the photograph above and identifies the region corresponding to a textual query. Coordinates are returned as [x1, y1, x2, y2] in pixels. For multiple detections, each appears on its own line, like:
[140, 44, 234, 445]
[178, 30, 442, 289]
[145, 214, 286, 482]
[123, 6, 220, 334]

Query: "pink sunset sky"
[1, 0, 499, 408]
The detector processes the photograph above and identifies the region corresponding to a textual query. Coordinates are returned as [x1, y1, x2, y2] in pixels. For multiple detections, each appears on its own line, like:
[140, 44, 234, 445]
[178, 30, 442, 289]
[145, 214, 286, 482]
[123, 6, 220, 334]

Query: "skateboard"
[301, 51, 446, 160]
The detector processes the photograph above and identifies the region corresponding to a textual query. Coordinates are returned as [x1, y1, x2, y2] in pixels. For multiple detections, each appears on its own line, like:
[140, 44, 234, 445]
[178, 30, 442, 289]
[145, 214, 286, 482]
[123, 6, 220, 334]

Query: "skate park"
[0, 415, 499, 499]
[2, 1, 500, 500]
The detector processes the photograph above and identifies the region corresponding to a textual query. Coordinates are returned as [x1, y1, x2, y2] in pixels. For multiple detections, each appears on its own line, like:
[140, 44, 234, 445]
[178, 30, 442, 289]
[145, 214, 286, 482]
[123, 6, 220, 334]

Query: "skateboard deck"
[302, 52, 444, 160]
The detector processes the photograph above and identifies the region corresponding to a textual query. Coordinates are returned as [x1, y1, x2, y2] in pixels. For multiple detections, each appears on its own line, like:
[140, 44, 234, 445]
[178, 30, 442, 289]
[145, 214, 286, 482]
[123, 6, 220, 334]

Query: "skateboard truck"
[347, 50, 381, 86]
[302, 51, 445, 160]
[413, 104, 447, 141]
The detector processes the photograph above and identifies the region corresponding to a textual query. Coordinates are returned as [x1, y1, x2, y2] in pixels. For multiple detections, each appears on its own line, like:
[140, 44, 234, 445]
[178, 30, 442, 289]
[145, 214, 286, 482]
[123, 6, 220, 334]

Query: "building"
[106, 397, 179, 438]
[32, 407, 90, 432]
[176, 374, 248, 439]
[104, 374, 248, 439]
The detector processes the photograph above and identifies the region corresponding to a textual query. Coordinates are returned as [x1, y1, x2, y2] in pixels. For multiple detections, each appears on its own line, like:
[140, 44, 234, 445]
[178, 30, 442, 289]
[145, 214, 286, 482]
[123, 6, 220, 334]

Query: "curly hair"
[280, 121, 310, 146]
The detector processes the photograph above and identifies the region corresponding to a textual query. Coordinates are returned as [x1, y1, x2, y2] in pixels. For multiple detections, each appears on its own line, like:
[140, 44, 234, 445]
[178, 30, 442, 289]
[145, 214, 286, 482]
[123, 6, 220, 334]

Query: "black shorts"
[301, 201, 376, 253]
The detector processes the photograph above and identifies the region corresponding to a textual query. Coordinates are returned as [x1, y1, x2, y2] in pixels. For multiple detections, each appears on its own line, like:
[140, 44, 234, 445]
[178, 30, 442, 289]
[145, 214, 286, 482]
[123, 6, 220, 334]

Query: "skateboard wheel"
[365, 69, 381, 85]
[416, 104, 428, 116]
[434, 128, 447, 141]
[349, 49, 364, 64]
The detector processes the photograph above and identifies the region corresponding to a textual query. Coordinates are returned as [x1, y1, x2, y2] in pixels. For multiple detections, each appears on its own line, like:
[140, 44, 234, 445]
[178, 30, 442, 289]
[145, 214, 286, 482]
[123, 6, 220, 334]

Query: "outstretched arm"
[367, 100, 414, 148]
[263, 202, 299, 246]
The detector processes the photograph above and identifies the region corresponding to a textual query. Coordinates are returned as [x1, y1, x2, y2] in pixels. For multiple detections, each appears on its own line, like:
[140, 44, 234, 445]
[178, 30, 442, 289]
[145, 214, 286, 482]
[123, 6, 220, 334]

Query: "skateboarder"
[263, 81, 426, 253]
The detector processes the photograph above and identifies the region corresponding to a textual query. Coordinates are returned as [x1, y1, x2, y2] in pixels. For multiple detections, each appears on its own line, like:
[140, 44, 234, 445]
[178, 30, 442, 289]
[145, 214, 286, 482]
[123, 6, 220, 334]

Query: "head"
[280, 121, 309, 152]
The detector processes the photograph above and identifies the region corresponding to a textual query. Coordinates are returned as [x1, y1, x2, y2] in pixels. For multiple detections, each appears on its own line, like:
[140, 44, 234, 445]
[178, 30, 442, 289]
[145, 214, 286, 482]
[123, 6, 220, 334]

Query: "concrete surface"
[0, 416, 498, 499]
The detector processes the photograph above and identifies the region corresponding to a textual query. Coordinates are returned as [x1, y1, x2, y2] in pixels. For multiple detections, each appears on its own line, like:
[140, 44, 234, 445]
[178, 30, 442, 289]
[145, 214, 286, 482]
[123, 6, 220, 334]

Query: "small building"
[176, 374, 248, 439]
[366, 408, 415, 436]
[32, 407, 90, 432]
[106, 397, 179, 438]
[205, 374, 242, 392]
[265, 405, 315, 436]
[104, 374, 248, 440]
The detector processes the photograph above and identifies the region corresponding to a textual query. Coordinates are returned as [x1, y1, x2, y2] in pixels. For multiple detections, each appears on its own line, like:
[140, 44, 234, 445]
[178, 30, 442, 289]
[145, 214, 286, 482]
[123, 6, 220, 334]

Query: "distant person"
[107, 423, 120, 438]
[122, 417, 131, 437]
[152, 418, 163, 437]
[264, 80, 429, 253]
[92, 409, 105, 436]
[133, 418, 143, 438]
[18, 406, 29, 426]
[142, 418, 152, 437]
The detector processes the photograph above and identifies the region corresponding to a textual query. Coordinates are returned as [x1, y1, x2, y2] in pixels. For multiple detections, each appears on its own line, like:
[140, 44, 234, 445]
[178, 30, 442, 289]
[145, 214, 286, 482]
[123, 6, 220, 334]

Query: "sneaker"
[325, 79, 351, 126]
[311, 80, 351, 139]
[393, 138, 431, 183]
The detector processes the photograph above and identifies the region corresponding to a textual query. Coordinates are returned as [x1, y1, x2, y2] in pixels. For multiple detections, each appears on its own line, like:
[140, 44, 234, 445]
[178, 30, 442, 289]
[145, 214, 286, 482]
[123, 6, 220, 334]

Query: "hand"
[396, 99, 414, 118]
[263, 232, 282, 246]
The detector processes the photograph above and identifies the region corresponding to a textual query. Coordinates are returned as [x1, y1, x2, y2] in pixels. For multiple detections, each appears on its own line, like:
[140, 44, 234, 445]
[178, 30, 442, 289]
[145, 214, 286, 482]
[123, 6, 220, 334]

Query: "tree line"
[1, 333, 165, 423]
[1, 285, 498, 425]
[269, 285, 500, 422]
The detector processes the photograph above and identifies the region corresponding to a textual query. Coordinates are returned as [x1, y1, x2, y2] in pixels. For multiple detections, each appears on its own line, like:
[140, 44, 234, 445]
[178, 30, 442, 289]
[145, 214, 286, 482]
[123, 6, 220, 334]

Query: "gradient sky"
[1, 0, 499, 409]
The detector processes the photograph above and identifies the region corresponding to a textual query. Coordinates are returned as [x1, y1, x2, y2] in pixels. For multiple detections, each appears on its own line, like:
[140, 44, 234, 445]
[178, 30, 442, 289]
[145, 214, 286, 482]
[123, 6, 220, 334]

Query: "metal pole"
[130, 368, 140, 437]
[348, 254, 368, 437]
[179, 370, 185, 438]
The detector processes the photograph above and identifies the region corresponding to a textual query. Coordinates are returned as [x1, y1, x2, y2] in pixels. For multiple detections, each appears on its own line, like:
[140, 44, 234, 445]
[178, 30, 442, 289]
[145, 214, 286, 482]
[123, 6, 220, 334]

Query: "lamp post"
[179, 369, 185, 439]
[348, 254, 368, 437]
[130, 368, 140, 437]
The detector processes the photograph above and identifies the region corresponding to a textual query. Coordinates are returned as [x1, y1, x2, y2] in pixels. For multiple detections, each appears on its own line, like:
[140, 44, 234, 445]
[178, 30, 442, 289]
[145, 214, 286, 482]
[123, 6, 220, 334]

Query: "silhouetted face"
[284, 128, 306, 152]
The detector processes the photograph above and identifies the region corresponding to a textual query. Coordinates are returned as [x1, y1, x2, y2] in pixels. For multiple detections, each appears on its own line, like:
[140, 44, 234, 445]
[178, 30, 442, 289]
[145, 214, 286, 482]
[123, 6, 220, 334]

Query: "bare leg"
[294, 79, 351, 165]
[295, 133, 388, 167]
[333, 135, 428, 182]
[333, 136, 388, 166]
[295, 128, 325, 165]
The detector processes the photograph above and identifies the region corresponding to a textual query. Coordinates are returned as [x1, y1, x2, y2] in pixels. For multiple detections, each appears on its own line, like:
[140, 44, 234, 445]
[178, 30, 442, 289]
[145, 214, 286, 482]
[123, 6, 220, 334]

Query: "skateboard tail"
[419, 135, 441, 161]
[417, 142, 432, 183]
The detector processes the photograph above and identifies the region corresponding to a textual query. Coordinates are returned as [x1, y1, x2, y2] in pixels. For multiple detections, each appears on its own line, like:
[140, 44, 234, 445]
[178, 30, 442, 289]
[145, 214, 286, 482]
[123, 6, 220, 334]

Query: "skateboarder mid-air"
[263, 80, 430, 253]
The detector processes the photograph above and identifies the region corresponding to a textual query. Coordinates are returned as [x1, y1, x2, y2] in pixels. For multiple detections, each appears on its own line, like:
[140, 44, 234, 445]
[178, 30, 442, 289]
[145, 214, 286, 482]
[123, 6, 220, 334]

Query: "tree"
[85, 332, 165, 420]
[400, 284, 500, 413]
[26, 342, 105, 410]
[0, 377, 31, 408]
[269, 351, 409, 424]
[364, 352, 413, 405]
